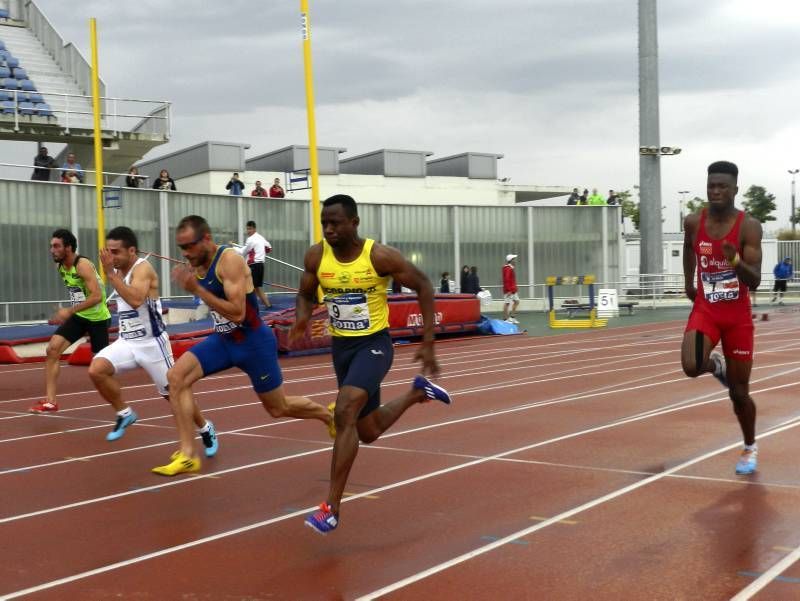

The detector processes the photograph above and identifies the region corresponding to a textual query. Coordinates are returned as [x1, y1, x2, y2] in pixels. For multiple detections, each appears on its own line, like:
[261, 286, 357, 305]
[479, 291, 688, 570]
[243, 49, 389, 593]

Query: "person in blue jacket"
[772, 257, 793, 304]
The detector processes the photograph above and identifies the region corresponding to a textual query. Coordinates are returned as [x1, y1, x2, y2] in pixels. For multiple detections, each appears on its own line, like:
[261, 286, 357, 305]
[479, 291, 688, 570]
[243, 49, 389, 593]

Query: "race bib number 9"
[326, 293, 371, 331]
[210, 309, 238, 334]
[67, 286, 86, 306]
[702, 270, 740, 303]
[119, 309, 146, 340]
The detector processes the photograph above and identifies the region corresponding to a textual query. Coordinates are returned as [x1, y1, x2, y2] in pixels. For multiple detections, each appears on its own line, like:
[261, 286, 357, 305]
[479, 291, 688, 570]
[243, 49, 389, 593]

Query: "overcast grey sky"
[15, 0, 800, 232]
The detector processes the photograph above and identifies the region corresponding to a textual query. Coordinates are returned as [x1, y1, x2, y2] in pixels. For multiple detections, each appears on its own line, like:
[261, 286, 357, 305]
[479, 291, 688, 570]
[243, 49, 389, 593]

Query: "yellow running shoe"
[152, 451, 200, 476]
[327, 402, 336, 439]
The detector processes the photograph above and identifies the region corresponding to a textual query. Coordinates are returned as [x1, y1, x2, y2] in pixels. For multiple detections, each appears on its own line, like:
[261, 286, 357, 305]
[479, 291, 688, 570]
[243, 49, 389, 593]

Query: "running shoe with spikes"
[29, 400, 58, 413]
[305, 502, 339, 534]
[413, 375, 452, 405]
[151, 451, 200, 476]
[735, 448, 758, 475]
[709, 351, 728, 388]
[106, 410, 138, 441]
[200, 420, 219, 458]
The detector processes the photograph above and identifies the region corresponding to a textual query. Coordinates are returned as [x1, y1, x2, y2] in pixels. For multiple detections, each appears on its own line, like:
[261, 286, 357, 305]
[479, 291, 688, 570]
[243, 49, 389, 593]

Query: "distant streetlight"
[790, 169, 799, 233]
[678, 190, 690, 231]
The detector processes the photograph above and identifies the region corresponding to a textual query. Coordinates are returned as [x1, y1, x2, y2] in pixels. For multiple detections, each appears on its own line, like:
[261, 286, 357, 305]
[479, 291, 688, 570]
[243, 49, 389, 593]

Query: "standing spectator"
[607, 189, 619, 205]
[32, 146, 56, 181]
[237, 220, 272, 310]
[439, 272, 450, 293]
[60, 152, 84, 183]
[466, 266, 480, 295]
[153, 169, 176, 191]
[226, 172, 245, 196]
[772, 257, 793, 305]
[503, 254, 520, 323]
[125, 167, 141, 188]
[588, 188, 606, 205]
[269, 177, 285, 198]
[566, 188, 579, 205]
[251, 180, 268, 197]
[459, 264, 470, 293]
[578, 189, 588, 205]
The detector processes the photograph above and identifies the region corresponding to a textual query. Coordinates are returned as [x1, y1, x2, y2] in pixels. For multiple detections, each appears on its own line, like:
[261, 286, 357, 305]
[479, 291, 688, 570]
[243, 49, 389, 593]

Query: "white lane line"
[730, 545, 800, 599]
[5, 392, 800, 600]
[355, 415, 800, 601]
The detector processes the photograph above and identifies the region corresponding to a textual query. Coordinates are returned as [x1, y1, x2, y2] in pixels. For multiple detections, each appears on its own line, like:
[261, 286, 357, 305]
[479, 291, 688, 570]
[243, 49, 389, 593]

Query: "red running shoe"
[29, 400, 58, 413]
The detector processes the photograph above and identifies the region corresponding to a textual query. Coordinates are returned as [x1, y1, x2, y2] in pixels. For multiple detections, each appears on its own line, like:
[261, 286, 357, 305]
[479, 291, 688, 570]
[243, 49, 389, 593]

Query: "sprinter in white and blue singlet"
[152, 215, 333, 476]
[291, 194, 453, 535]
[89, 226, 218, 451]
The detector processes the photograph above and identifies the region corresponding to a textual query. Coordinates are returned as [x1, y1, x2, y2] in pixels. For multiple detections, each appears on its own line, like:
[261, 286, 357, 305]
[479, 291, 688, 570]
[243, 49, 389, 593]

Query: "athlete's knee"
[88, 359, 111, 381]
[263, 399, 288, 418]
[166, 366, 186, 392]
[45, 340, 64, 360]
[681, 358, 702, 378]
[728, 384, 750, 406]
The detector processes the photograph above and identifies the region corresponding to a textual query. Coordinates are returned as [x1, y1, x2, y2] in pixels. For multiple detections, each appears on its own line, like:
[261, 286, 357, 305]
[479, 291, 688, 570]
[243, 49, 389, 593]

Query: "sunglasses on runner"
[177, 234, 205, 251]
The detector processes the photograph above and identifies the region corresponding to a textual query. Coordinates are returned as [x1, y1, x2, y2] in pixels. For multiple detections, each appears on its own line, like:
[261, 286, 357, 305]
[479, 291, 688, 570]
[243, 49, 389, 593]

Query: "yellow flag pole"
[89, 17, 106, 281]
[300, 0, 321, 243]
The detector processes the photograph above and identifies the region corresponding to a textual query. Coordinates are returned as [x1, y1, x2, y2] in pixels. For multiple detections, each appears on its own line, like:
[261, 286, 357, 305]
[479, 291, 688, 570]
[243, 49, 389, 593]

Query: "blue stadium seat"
[16, 91, 28, 102]
[35, 102, 52, 117]
[0, 40, 5, 51]
[5, 56, 18, 68]
[2, 77, 19, 90]
[1, 100, 14, 114]
[0, 9, 9, 20]
[0, 90, 10, 102]
[20, 79, 35, 92]
[12, 67, 27, 80]
[0, 66, 9, 79]
[18, 101, 33, 115]
[29, 92, 43, 103]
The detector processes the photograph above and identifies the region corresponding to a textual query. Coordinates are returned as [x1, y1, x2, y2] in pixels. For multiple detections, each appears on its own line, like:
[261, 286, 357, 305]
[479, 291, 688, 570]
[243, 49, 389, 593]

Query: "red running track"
[3, 316, 800, 600]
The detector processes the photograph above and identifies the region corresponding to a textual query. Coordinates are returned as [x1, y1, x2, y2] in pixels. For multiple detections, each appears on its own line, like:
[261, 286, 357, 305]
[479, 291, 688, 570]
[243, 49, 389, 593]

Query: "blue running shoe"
[709, 351, 728, 388]
[735, 449, 758, 475]
[106, 410, 137, 441]
[413, 375, 452, 405]
[305, 503, 338, 534]
[200, 420, 219, 458]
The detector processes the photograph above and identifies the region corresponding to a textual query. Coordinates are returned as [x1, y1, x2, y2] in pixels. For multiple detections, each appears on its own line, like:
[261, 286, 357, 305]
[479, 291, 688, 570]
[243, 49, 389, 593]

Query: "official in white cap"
[503, 254, 520, 323]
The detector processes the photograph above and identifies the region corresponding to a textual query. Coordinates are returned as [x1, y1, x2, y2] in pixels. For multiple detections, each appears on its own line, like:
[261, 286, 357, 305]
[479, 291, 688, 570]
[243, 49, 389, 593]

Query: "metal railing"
[0, 89, 170, 137]
[0, 161, 149, 186]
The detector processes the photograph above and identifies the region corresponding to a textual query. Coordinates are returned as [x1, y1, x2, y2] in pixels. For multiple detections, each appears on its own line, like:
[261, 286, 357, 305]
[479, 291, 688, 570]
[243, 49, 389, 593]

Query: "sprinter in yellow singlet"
[291, 194, 453, 534]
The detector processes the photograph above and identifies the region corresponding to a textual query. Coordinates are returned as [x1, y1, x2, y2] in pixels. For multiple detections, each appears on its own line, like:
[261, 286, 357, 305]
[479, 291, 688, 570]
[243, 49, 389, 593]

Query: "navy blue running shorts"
[331, 329, 394, 419]
[189, 325, 283, 393]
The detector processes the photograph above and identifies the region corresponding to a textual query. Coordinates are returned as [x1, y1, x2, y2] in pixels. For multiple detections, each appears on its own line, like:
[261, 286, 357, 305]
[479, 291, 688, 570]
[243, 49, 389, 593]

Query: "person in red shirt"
[269, 178, 285, 198]
[681, 160, 762, 475]
[502, 254, 519, 323]
[251, 180, 268, 197]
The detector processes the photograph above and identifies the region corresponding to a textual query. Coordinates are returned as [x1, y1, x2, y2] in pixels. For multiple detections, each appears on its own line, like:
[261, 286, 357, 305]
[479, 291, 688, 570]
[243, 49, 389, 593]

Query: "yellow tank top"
[317, 238, 390, 337]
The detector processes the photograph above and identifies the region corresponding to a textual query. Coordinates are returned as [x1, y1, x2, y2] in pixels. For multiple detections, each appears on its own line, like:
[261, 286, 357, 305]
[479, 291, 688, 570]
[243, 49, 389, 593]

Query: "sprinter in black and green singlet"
[291, 194, 453, 534]
[30, 229, 111, 413]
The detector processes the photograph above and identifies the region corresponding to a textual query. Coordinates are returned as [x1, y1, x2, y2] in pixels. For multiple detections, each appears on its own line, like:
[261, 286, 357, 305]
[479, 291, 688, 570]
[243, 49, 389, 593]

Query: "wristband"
[731, 254, 740, 267]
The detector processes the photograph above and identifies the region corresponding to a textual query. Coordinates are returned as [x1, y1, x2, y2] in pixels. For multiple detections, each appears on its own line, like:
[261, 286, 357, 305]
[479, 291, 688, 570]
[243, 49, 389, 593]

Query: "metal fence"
[0, 178, 622, 322]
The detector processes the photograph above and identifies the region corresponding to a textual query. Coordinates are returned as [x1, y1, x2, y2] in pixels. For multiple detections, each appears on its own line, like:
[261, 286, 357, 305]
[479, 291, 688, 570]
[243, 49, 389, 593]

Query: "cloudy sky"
[10, 0, 800, 232]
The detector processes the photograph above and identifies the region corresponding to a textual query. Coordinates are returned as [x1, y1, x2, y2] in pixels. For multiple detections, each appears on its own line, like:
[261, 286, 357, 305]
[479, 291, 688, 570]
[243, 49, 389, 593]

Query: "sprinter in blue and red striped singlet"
[151, 215, 333, 476]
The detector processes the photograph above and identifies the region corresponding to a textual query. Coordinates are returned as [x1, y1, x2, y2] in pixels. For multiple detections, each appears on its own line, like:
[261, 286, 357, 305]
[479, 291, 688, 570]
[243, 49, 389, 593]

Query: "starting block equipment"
[546, 275, 608, 329]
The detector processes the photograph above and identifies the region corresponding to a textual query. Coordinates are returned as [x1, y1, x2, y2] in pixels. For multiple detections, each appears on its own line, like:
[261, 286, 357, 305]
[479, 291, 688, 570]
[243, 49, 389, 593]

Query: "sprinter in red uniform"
[681, 161, 762, 475]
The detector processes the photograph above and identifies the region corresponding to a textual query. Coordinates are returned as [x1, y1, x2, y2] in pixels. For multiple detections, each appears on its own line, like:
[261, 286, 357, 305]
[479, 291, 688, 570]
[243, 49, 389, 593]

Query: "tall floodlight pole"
[300, 0, 321, 245]
[89, 17, 106, 281]
[638, 0, 663, 285]
[790, 169, 799, 234]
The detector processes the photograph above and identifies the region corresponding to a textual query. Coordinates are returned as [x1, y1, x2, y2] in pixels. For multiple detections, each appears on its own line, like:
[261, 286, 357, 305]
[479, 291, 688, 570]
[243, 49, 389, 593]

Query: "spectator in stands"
[226, 172, 245, 196]
[578, 189, 588, 205]
[31, 146, 56, 181]
[588, 188, 606, 205]
[61, 170, 80, 184]
[460, 264, 470, 293]
[502, 254, 520, 324]
[772, 257, 793, 305]
[269, 177, 285, 198]
[466, 266, 480, 295]
[60, 153, 84, 183]
[566, 188, 579, 205]
[153, 169, 176, 191]
[607, 189, 619, 205]
[251, 180, 268, 197]
[125, 167, 141, 188]
[440, 272, 450, 293]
